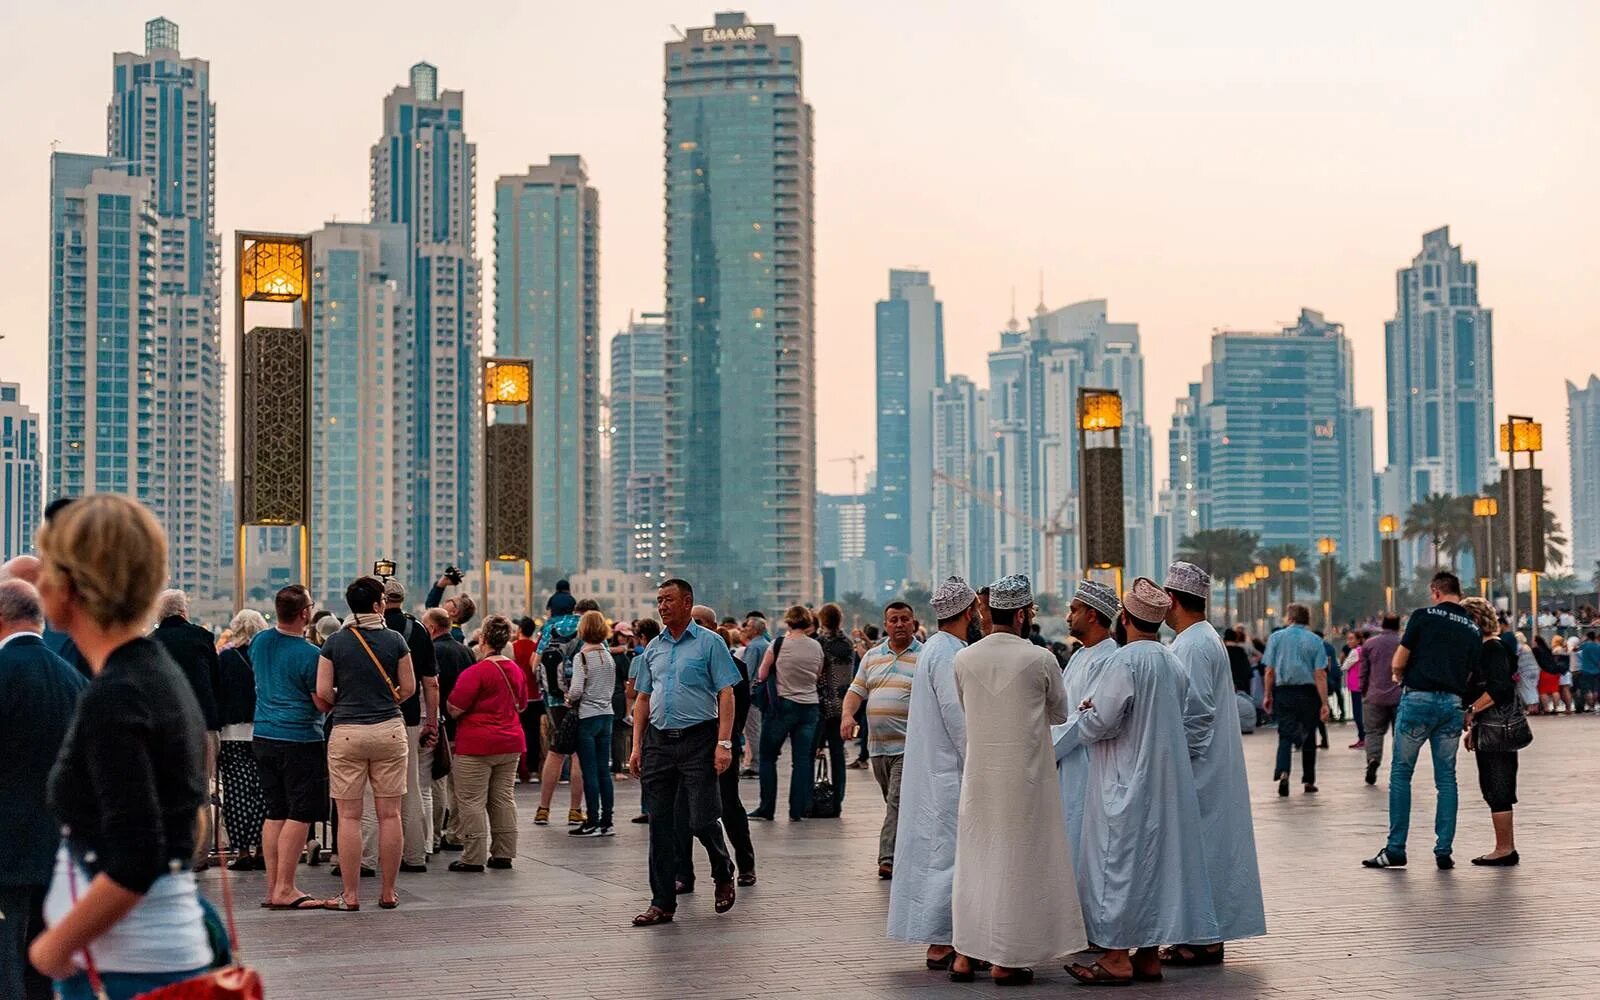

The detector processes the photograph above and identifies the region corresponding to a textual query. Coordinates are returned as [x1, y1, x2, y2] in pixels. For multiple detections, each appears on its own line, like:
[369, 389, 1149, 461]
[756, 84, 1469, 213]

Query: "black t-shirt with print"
[1398, 601, 1480, 697]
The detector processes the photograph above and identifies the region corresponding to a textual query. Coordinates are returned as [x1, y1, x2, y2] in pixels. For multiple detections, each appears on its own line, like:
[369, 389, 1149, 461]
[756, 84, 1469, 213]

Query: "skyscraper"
[1158, 381, 1210, 559]
[871, 269, 943, 588]
[931, 374, 985, 583]
[0, 383, 41, 561]
[1202, 309, 1361, 554]
[494, 156, 600, 573]
[47, 153, 158, 506]
[308, 222, 410, 607]
[609, 313, 667, 578]
[109, 18, 222, 597]
[663, 13, 815, 611]
[372, 62, 482, 596]
[1348, 407, 1378, 567]
[1568, 376, 1600, 578]
[1383, 227, 1495, 506]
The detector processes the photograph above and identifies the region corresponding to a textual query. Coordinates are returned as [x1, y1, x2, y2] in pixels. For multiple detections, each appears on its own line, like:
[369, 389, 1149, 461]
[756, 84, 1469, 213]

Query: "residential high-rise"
[0, 383, 42, 561]
[814, 493, 874, 600]
[871, 269, 944, 589]
[609, 313, 667, 579]
[308, 222, 410, 608]
[494, 156, 600, 573]
[1202, 309, 1362, 555]
[371, 62, 482, 597]
[1383, 227, 1495, 506]
[1348, 407, 1378, 567]
[109, 18, 223, 597]
[663, 12, 815, 612]
[47, 153, 158, 506]
[1158, 381, 1210, 558]
[1568, 376, 1600, 578]
[931, 374, 985, 584]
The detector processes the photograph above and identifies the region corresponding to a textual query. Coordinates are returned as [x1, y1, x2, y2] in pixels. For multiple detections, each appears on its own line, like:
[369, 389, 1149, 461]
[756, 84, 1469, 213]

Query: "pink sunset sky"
[1, 2, 1595, 559]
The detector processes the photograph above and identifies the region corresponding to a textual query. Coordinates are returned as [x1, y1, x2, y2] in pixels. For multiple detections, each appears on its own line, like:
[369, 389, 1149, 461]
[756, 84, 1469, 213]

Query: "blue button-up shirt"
[635, 622, 742, 731]
[1262, 624, 1328, 686]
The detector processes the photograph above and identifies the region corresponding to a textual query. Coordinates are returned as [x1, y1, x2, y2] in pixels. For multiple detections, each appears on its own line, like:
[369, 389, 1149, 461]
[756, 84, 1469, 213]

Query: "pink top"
[448, 656, 528, 756]
[1345, 648, 1363, 693]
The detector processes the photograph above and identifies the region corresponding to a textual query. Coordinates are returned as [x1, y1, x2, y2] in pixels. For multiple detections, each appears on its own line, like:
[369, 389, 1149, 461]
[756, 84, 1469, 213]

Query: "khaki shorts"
[328, 717, 408, 799]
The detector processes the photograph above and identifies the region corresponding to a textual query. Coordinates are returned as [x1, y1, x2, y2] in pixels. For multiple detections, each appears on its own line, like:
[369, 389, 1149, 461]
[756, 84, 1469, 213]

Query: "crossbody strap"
[487, 655, 527, 712]
[351, 627, 402, 703]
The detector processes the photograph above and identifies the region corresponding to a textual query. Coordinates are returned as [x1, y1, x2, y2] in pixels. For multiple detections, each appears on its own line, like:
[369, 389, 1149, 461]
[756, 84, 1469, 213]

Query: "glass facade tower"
[872, 269, 943, 589]
[1568, 376, 1600, 578]
[609, 314, 667, 577]
[1384, 227, 1495, 505]
[1, 383, 42, 561]
[108, 18, 222, 597]
[494, 156, 600, 573]
[664, 12, 815, 612]
[371, 62, 482, 598]
[47, 153, 158, 506]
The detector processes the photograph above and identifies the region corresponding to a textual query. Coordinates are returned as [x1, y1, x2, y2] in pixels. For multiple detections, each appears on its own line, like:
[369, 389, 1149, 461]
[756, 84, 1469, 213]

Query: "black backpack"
[808, 752, 840, 819]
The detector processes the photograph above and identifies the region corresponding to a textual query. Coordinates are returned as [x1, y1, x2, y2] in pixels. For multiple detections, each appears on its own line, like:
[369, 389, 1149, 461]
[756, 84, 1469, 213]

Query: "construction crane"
[830, 453, 868, 501]
[932, 470, 1074, 598]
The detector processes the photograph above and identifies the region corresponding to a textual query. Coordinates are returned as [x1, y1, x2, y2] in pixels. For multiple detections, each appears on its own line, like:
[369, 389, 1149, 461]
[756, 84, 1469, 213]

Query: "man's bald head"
[691, 605, 717, 628]
[0, 578, 44, 639]
[0, 554, 41, 585]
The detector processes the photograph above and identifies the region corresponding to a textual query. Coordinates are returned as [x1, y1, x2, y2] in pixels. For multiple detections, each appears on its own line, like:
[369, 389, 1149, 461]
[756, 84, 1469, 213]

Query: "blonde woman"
[753, 606, 824, 821]
[28, 496, 213, 998]
[218, 609, 268, 871]
[567, 610, 618, 837]
[1459, 598, 1522, 866]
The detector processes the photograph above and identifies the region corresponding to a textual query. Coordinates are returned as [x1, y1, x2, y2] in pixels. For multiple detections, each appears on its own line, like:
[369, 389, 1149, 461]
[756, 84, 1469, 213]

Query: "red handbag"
[67, 847, 263, 1000]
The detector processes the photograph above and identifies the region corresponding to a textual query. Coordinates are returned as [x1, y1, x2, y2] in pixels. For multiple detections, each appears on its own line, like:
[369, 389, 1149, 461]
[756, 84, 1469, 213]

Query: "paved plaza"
[224, 714, 1596, 999]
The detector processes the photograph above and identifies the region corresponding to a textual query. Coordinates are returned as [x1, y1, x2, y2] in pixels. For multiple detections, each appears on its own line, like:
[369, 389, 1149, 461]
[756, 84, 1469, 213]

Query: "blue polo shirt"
[1577, 641, 1600, 675]
[1262, 624, 1329, 686]
[634, 622, 742, 731]
[250, 628, 324, 742]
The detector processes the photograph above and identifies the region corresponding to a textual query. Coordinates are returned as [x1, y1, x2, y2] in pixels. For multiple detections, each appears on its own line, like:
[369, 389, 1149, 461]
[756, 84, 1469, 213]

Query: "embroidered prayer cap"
[1163, 561, 1211, 599]
[1122, 576, 1172, 623]
[930, 575, 977, 620]
[987, 574, 1034, 611]
[1072, 579, 1120, 621]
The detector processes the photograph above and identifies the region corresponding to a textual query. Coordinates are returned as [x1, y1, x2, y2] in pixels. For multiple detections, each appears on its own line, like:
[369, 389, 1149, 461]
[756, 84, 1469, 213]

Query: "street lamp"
[1278, 556, 1297, 611]
[1472, 496, 1498, 600]
[1316, 537, 1337, 631]
[1500, 417, 1544, 626]
[1077, 387, 1125, 600]
[483, 357, 535, 619]
[1379, 514, 1399, 613]
[1253, 563, 1269, 633]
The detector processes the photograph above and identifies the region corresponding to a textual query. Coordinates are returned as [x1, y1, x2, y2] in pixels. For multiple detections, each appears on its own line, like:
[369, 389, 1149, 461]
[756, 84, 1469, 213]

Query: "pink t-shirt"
[448, 657, 528, 756]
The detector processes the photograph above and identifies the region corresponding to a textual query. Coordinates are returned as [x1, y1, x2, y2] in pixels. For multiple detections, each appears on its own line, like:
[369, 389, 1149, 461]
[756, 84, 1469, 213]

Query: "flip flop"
[324, 898, 360, 912]
[1159, 943, 1223, 966]
[1066, 961, 1132, 987]
[265, 894, 322, 911]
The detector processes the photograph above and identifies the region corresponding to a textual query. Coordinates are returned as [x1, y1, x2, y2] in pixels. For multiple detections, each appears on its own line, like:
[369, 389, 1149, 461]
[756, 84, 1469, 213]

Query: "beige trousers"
[452, 752, 521, 866]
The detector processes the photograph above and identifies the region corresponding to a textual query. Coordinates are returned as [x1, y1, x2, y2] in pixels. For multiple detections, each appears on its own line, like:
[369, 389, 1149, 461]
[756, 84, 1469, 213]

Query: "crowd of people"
[0, 490, 1550, 996]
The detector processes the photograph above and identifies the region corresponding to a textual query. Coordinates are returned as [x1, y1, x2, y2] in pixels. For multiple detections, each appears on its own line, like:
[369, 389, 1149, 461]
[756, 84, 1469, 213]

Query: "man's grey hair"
[156, 589, 189, 620]
[744, 614, 769, 635]
[0, 578, 44, 627]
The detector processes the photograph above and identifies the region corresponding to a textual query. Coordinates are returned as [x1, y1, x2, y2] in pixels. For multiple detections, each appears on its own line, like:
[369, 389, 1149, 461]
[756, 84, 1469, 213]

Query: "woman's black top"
[216, 645, 257, 728]
[48, 637, 207, 893]
[1467, 638, 1517, 709]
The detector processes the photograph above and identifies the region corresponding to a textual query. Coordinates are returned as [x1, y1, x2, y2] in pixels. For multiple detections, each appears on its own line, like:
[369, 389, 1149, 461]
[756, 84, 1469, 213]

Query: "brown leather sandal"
[631, 905, 674, 927]
[713, 878, 736, 914]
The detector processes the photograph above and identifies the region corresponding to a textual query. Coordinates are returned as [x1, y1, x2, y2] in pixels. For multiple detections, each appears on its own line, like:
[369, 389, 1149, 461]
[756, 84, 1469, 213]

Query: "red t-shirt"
[448, 657, 529, 756]
[511, 637, 542, 699]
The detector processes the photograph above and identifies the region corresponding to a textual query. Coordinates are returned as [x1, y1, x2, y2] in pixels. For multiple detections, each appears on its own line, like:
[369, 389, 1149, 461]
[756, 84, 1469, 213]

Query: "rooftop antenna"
[1035, 270, 1047, 315]
[1006, 286, 1020, 332]
[669, 23, 686, 39]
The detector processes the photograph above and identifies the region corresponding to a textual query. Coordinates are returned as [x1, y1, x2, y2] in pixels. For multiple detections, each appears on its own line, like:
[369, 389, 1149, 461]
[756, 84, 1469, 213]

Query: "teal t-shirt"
[250, 628, 325, 741]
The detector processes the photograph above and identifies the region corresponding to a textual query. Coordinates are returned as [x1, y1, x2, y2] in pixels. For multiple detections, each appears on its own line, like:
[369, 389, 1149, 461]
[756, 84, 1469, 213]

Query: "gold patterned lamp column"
[483, 357, 534, 617]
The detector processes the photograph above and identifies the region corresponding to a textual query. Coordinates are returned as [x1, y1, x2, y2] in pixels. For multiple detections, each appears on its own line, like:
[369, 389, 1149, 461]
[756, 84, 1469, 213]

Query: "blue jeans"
[758, 698, 820, 818]
[575, 714, 615, 827]
[56, 968, 208, 1000]
[1386, 690, 1465, 858]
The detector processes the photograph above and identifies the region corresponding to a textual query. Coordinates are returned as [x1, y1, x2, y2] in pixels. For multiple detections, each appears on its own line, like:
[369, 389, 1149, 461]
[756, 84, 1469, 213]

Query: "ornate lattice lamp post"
[1077, 387, 1125, 598]
[1500, 417, 1543, 626]
[1317, 537, 1337, 631]
[483, 358, 534, 619]
[1472, 496, 1498, 600]
[1379, 514, 1400, 613]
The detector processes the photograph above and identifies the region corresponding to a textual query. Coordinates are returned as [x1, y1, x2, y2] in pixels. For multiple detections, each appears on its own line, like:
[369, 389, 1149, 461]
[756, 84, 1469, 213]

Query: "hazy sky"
[3, 2, 1596, 556]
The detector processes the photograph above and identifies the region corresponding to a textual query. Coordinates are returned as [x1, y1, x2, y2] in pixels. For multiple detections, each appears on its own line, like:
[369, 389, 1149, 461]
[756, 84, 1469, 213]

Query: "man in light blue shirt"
[628, 578, 741, 926]
[1261, 605, 1331, 797]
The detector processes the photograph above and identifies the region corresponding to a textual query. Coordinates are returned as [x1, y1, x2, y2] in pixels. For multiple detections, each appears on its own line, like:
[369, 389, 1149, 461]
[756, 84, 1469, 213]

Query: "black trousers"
[642, 721, 731, 910]
[1274, 684, 1321, 785]
[815, 713, 847, 806]
[676, 761, 755, 883]
[0, 883, 51, 1000]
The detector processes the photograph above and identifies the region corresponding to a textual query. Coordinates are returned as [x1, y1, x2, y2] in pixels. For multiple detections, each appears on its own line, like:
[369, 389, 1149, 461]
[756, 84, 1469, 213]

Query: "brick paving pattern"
[218, 714, 1596, 998]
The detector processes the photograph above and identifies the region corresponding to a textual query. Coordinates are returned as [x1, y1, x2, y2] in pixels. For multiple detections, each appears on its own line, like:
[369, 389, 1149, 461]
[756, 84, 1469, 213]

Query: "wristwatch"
[717, 740, 734, 750]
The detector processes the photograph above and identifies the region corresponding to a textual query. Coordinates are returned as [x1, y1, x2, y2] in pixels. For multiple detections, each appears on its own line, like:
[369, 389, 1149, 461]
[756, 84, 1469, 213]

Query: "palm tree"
[837, 591, 878, 630]
[1403, 493, 1474, 570]
[1175, 528, 1260, 619]
[1543, 573, 1581, 614]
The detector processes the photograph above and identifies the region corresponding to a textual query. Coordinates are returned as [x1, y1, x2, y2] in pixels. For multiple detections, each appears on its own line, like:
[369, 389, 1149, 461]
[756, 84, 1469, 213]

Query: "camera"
[443, 565, 463, 585]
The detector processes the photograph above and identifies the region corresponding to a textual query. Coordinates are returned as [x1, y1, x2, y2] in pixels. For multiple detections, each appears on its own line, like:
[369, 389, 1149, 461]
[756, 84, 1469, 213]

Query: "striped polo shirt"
[848, 638, 921, 757]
